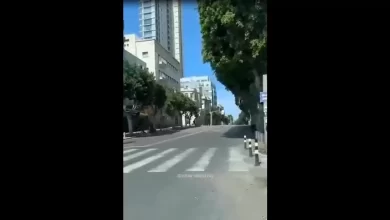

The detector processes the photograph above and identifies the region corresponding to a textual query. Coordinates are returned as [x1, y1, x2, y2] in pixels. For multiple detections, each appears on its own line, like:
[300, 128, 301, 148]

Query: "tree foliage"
[234, 111, 250, 125]
[151, 83, 167, 115]
[183, 96, 199, 121]
[123, 61, 200, 130]
[227, 114, 234, 124]
[198, 0, 267, 84]
[123, 61, 155, 109]
[198, 0, 267, 131]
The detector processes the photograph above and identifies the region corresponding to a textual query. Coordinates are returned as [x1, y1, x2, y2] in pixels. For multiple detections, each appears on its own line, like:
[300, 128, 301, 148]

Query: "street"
[123, 125, 267, 220]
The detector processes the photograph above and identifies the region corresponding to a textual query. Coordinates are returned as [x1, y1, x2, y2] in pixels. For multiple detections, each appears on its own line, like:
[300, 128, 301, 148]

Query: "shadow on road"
[129, 125, 200, 138]
[123, 139, 135, 144]
[221, 126, 255, 139]
[131, 129, 180, 138]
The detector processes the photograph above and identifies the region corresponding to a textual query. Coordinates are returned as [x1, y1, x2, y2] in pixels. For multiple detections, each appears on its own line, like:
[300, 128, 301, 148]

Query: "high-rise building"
[139, 0, 183, 77]
[180, 76, 217, 107]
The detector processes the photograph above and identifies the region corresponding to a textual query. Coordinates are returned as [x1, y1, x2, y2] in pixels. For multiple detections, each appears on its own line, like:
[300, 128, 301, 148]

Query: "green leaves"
[153, 83, 167, 109]
[198, 0, 267, 116]
[184, 97, 199, 119]
[123, 61, 155, 107]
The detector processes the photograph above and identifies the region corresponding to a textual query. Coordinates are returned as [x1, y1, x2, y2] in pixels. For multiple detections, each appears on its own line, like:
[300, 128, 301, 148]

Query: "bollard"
[248, 139, 252, 157]
[123, 132, 127, 140]
[244, 135, 247, 149]
[254, 138, 261, 166]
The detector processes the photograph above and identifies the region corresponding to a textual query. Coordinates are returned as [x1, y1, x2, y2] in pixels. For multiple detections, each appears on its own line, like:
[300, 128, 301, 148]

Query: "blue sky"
[124, 2, 240, 120]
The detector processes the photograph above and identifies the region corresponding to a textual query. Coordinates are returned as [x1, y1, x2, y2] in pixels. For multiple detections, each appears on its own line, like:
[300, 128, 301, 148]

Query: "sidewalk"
[123, 125, 203, 146]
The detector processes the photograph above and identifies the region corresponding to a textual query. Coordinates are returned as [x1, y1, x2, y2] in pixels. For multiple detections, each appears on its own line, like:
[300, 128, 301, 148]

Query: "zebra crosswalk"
[123, 146, 252, 174]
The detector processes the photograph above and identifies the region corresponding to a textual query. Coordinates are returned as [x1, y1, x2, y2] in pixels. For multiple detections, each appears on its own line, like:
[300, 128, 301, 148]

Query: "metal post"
[244, 135, 247, 149]
[248, 139, 252, 157]
[254, 139, 260, 166]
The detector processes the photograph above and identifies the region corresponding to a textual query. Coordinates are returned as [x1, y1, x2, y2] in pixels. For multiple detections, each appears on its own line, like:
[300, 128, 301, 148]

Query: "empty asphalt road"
[123, 125, 267, 220]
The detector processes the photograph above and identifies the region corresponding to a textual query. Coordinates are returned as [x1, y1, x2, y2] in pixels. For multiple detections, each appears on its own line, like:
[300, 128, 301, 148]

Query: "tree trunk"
[253, 71, 265, 134]
[149, 107, 158, 133]
[126, 114, 133, 135]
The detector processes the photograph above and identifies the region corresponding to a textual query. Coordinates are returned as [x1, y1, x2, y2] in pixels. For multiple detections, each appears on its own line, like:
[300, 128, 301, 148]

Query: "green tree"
[123, 61, 156, 108]
[227, 114, 234, 124]
[124, 61, 156, 134]
[170, 92, 187, 116]
[198, 0, 267, 132]
[163, 87, 176, 117]
[123, 61, 172, 133]
[234, 111, 250, 125]
[183, 96, 199, 125]
[148, 83, 167, 132]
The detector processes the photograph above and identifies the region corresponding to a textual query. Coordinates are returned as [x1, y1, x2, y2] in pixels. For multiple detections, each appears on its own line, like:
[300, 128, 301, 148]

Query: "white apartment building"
[123, 49, 147, 68]
[180, 88, 201, 108]
[139, 0, 184, 77]
[124, 34, 181, 90]
[180, 87, 202, 126]
[180, 76, 217, 107]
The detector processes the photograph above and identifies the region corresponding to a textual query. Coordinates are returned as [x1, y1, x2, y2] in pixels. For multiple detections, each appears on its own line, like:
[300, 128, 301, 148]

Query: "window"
[142, 52, 149, 58]
[144, 19, 152, 25]
[143, 6, 152, 13]
[144, 36, 152, 39]
[144, 25, 152, 31]
[143, 1, 151, 7]
[144, 12, 152, 19]
[144, 31, 152, 37]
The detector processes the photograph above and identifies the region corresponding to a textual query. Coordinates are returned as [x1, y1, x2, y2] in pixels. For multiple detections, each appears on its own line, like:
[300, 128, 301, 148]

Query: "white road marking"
[148, 148, 196, 172]
[228, 147, 249, 172]
[123, 149, 137, 154]
[123, 148, 157, 162]
[186, 148, 217, 171]
[133, 129, 207, 148]
[123, 148, 177, 173]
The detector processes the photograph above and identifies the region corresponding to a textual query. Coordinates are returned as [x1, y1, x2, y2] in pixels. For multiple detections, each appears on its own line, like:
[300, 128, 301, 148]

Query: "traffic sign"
[260, 92, 267, 103]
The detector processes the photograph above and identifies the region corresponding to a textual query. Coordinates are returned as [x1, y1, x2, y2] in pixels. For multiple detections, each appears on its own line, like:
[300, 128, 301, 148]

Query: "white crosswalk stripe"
[228, 147, 249, 172]
[148, 148, 196, 172]
[123, 147, 253, 173]
[123, 148, 157, 162]
[123, 148, 177, 173]
[123, 149, 137, 154]
[186, 148, 217, 171]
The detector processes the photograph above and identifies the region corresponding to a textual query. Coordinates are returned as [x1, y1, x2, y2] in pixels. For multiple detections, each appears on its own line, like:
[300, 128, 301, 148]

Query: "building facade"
[124, 34, 180, 90]
[180, 88, 201, 108]
[180, 87, 202, 126]
[123, 49, 147, 68]
[180, 76, 217, 107]
[139, 0, 183, 77]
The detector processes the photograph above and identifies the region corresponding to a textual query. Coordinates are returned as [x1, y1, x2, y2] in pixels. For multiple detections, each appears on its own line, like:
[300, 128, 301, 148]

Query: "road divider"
[254, 138, 261, 166]
[248, 138, 253, 157]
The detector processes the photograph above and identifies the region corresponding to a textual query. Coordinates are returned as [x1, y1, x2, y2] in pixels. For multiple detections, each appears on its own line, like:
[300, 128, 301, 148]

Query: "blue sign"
[260, 92, 267, 103]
